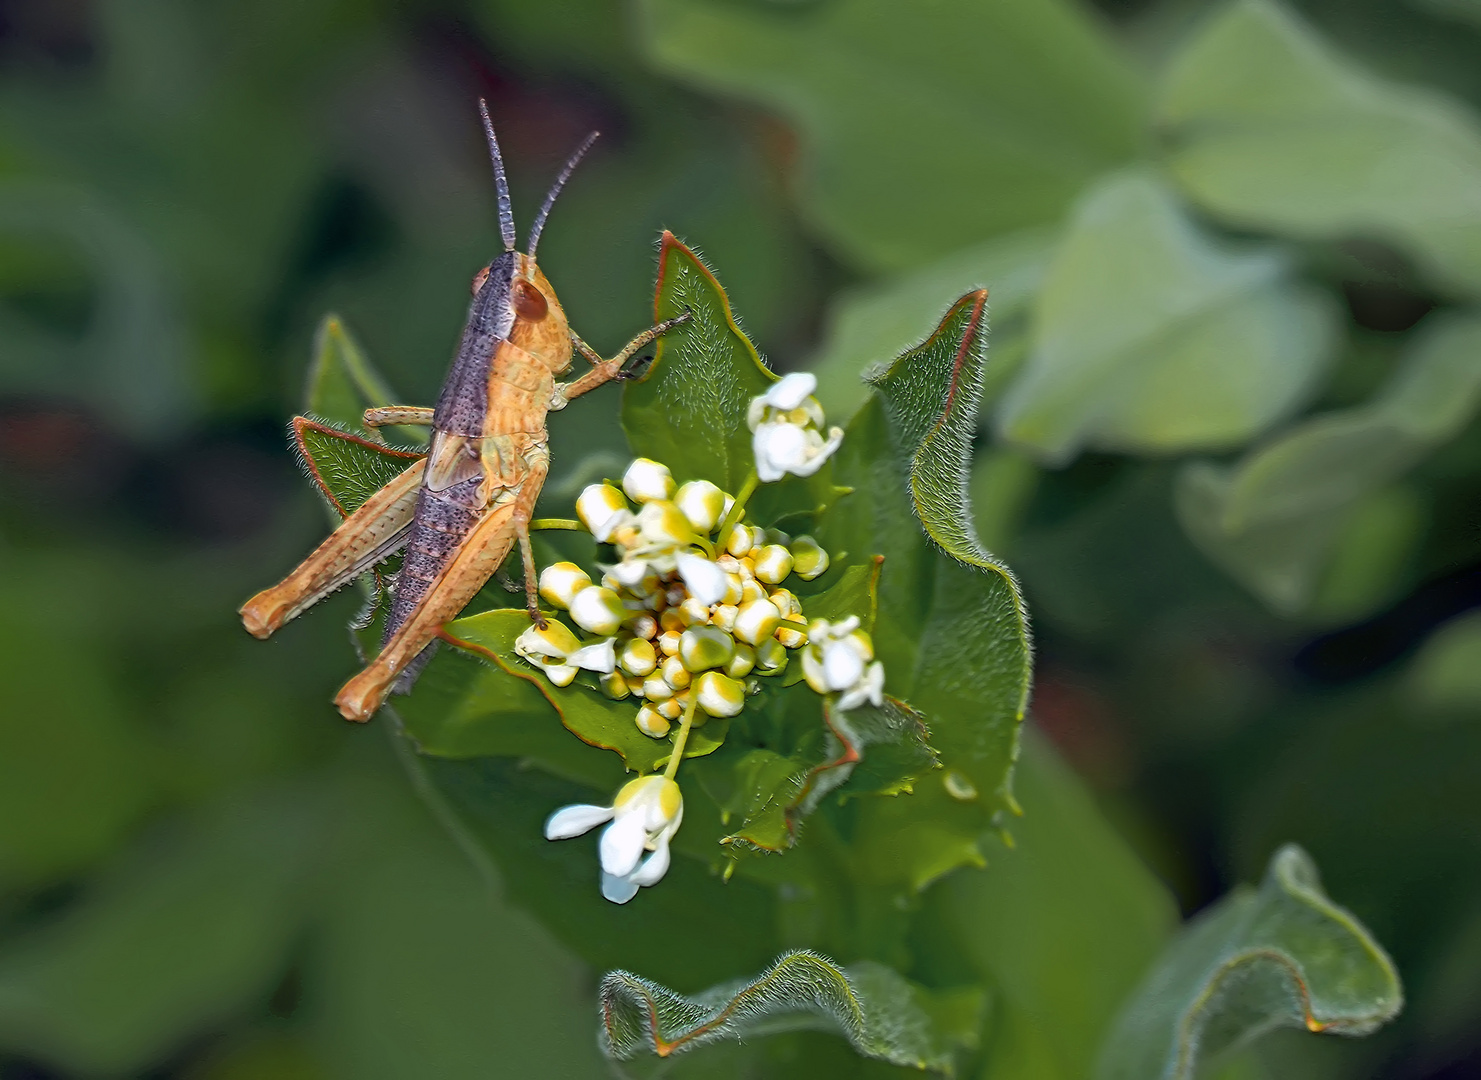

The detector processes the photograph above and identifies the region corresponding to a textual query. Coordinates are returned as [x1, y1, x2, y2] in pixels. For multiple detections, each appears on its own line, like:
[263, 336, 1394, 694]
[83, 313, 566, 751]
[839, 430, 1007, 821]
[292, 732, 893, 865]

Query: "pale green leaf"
[291, 417, 424, 518]
[1177, 311, 1481, 612]
[1157, 0, 1481, 296]
[636, 0, 1145, 271]
[1407, 610, 1481, 713]
[996, 170, 1338, 461]
[810, 228, 1057, 423]
[599, 949, 983, 1074]
[1095, 845, 1403, 1080]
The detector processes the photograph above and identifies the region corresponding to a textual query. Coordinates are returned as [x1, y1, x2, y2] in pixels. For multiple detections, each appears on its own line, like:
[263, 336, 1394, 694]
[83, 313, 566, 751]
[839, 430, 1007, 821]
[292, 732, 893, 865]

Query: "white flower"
[515, 621, 615, 687]
[801, 616, 884, 711]
[544, 775, 684, 904]
[676, 552, 727, 605]
[747, 372, 844, 482]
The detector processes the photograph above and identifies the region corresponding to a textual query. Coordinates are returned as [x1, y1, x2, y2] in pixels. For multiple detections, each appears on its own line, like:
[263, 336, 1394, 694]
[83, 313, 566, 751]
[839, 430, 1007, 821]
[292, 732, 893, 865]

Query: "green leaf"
[1156, 0, 1481, 296]
[1177, 311, 1481, 612]
[1094, 845, 1403, 1080]
[1406, 610, 1481, 714]
[305, 315, 399, 436]
[995, 170, 1338, 462]
[438, 608, 727, 773]
[291, 416, 425, 519]
[0, 792, 324, 1074]
[810, 228, 1058, 423]
[637, 0, 1145, 271]
[867, 289, 1033, 824]
[621, 231, 775, 492]
[926, 734, 1177, 1080]
[599, 949, 982, 1074]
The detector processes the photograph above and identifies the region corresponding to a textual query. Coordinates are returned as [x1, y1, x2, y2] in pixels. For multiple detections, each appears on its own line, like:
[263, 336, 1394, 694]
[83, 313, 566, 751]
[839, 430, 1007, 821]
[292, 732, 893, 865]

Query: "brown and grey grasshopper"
[241, 101, 685, 722]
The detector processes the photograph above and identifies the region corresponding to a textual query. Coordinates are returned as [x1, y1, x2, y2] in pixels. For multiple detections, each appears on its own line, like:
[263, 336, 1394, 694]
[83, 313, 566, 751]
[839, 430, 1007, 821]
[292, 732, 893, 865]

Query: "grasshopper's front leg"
[333, 453, 550, 722]
[240, 459, 425, 638]
[552, 313, 691, 408]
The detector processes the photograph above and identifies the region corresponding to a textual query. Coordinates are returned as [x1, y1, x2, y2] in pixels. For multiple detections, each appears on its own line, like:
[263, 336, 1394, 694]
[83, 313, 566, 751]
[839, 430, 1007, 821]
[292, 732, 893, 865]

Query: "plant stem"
[529, 517, 582, 531]
[715, 469, 759, 546]
[664, 691, 701, 781]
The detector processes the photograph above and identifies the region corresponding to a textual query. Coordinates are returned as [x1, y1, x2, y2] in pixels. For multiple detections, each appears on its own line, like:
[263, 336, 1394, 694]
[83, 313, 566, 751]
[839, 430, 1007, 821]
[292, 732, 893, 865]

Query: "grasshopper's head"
[471, 99, 596, 374]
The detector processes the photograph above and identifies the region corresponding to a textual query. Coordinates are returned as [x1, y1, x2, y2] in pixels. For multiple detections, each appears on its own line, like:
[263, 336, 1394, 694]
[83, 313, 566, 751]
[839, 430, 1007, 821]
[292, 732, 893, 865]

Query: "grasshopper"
[241, 100, 686, 722]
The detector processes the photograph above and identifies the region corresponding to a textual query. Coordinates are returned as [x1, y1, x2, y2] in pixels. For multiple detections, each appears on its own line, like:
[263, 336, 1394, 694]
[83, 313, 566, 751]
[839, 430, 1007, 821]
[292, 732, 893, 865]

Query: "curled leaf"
[1095, 844, 1402, 1080]
[305, 314, 427, 445]
[599, 948, 981, 1074]
[291, 417, 424, 518]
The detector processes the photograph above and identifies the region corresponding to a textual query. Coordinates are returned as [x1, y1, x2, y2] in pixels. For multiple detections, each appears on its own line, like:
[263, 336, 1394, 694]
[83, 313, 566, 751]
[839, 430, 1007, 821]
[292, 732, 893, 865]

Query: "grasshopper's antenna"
[527, 131, 599, 260]
[478, 99, 517, 252]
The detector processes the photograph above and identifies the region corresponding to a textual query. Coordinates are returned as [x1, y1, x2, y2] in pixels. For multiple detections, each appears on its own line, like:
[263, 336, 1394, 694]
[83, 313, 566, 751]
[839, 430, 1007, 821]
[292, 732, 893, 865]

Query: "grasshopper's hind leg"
[240, 459, 425, 638]
[333, 456, 550, 722]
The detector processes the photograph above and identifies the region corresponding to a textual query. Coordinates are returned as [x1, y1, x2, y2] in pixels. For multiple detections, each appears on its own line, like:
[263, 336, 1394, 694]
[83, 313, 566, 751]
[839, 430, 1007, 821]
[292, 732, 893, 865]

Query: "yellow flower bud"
[575, 483, 629, 540]
[753, 544, 794, 584]
[626, 612, 658, 640]
[568, 586, 625, 636]
[656, 696, 683, 721]
[680, 626, 735, 671]
[790, 535, 829, 580]
[637, 499, 693, 546]
[657, 630, 681, 656]
[726, 641, 756, 678]
[679, 597, 710, 626]
[642, 674, 673, 701]
[711, 604, 739, 634]
[619, 638, 657, 678]
[733, 597, 782, 645]
[622, 458, 675, 504]
[775, 615, 808, 649]
[768, 588, 798, 616]
[722, 522, 753, 557]
[675, 479, 725, 532]
[538, 562, 591, 609]
[514, 619, 581, 660]
[721, 574, 744, 606]
[740, 579, 767, 605]
[662, 654, 691, 690]
[659, 609, 685, 633]
[600, 671, 630, 700]
[635, 704, 670, 738]
[754, 637, 788, 674]
[694, 671, 746, 717]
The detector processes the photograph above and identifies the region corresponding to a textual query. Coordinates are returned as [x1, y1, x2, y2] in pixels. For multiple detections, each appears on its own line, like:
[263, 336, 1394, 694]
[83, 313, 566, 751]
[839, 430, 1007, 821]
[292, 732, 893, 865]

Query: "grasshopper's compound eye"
[513, 279, 549, 321]
[471, 265, 491, 296]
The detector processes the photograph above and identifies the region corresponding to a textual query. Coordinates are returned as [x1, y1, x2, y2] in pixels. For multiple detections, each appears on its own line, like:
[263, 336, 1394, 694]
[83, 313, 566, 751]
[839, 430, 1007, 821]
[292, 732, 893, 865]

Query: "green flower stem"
[664, 691, 701, 781]
[529, 517, 582, 531]
[715, 469, 760, 544]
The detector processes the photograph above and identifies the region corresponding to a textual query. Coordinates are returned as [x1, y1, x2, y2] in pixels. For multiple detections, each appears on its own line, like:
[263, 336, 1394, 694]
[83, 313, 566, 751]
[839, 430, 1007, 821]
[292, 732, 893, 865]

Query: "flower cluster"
[527, 374, 869, 902]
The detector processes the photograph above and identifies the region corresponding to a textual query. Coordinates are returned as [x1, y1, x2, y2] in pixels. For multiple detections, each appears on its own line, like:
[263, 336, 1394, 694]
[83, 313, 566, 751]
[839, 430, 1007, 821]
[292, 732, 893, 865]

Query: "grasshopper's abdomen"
[385, 476, 485, 645]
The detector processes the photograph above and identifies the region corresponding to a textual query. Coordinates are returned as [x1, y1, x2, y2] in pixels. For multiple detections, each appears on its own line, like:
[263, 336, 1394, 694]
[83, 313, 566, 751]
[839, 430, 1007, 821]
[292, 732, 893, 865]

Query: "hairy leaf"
[1095, 845, 1402, 1080]
[599, 949, 982, 1074]
[1157, 0, 1481, 296]
[621, 231, 775, 491]
[996, 170, 1337, 461]
[1178, 311, 1481, 612]
[638, 0, 1144, 271]
[868, 289, 1032, 825]
[291, 417, 424, 519]
[810, 228, 1057, 422]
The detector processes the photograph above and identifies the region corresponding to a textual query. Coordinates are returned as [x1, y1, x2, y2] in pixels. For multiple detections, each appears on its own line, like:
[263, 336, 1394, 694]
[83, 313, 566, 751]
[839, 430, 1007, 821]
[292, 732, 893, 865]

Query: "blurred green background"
[1, 0, 1479, 1076]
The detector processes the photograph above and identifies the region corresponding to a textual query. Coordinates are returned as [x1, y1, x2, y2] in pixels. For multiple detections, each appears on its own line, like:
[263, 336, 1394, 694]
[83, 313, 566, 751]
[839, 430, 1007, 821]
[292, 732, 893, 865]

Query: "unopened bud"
[657, 630, 681, 656]
[694, 671, 746, 717]
[753, 544, 794, 584]
[790, 535, 829, 580]
[675, 480, 725, 533]
[662, 654, 691, 690]
[643, 674, 673, 702]
[656, 696, 683, 721]
[733, 598, 782, 645]
[775, 615, 807, 649]
[622, 458, 675, 504]
[726, 642, 756, 679]
[575, 483, 629, 541]
[722, 522, 754, 557]
[754, 637, 788, 674]
[679, 597, 711, 626]
[711, 604, 739, 634]
[680, 626, 735, 671]
[568, 586, 624, 636]
[635, 704, 670, 737]
[619, 638, 657, 677]
[538, 562, 591, 609]
[600, 671, 630, 700]
[637, 500, 692, 546]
